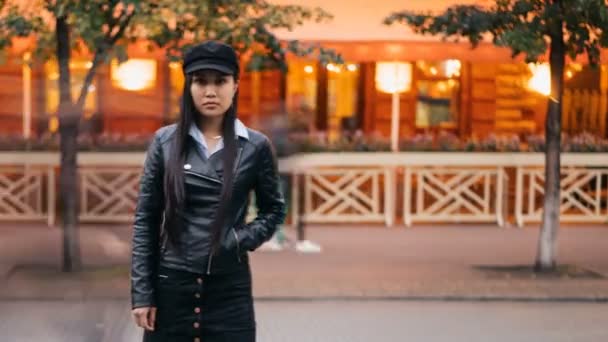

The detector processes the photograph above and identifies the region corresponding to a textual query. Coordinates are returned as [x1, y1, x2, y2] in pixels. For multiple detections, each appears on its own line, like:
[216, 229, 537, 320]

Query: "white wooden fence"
[513, 154, 608, 227]
[0, 152, 606, 227]
[0, 166, 54, 225]
[404, 167, 506, 227]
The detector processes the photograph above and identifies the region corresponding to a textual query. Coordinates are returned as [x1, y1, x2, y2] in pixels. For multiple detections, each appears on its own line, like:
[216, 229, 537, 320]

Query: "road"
[1, 300, 607, 341]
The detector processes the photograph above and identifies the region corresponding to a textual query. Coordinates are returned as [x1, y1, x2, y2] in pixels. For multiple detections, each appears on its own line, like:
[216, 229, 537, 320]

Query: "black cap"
[183, 41, 239, 75]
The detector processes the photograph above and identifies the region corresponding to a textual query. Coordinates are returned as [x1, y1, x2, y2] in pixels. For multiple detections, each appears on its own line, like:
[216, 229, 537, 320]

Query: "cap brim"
[185, 62, 234, 75]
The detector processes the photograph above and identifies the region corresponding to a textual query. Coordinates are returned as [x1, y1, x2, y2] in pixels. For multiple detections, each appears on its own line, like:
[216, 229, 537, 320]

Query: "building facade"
[1, 0, 607, 142]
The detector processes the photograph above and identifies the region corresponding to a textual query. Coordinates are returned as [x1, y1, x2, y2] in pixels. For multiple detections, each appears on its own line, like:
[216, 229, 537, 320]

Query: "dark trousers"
[143, 264, 255, 342]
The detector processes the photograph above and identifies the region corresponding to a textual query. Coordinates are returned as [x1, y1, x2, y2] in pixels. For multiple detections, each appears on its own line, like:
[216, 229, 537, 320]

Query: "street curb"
[1, 295, 607, 303]
[253, 296, 608, 303]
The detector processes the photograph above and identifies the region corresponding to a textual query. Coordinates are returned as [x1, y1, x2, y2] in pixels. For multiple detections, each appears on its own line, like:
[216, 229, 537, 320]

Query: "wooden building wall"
[0, 51, 606, 140]
[0, 58, 284, 137]
[0, 60, 24, 134]
[360, 61, 556, 139]
[459, 62, 546, 138]
[360, 62, 420, 138]
[99, 61, 166, 134]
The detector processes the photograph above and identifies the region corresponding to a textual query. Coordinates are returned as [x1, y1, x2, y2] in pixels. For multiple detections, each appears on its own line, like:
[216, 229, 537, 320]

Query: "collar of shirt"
[188, 118, 249, 158]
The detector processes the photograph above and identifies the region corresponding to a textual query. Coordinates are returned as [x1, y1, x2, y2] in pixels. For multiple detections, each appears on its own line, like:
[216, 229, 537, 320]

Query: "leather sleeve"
[237, 138, 286, 251]
[131, 133, 164, 309]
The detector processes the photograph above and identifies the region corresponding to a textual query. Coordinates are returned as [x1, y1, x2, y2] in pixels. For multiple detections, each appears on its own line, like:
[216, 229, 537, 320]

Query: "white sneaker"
[295, 240, 322, 253]
[258, 238, 284, 252]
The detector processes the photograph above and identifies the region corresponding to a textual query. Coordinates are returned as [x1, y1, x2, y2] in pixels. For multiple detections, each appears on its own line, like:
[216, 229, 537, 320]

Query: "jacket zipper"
[184, 171, 222, 185]
[185, 171, 220, 274]
[184, 170, 231, 274]
[206, 253, 213, 275]
[159, 213, 167, 254]
[232, 228, 242, 263]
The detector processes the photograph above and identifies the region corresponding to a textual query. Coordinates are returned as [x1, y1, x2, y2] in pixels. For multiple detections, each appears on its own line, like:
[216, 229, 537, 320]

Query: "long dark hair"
[163, 73, 239, 255]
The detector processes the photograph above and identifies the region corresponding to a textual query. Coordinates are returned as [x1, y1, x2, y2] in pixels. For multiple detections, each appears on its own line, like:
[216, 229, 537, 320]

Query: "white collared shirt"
[188, 118, 249, 159]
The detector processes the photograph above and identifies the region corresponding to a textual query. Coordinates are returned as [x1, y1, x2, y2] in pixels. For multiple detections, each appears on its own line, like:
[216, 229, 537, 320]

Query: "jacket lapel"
[185, 140, 245, 184]
[210, 142, 244, 180]
[233, 146, 244, 174]
[185, 147, 222, 183]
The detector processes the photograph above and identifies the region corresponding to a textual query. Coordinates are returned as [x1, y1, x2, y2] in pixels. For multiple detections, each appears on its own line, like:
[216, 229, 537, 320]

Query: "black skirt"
[143, 263, 256, 342]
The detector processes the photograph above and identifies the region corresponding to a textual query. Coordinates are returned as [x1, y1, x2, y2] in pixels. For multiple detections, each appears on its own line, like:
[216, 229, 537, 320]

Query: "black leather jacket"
[131, 124, 286, 309]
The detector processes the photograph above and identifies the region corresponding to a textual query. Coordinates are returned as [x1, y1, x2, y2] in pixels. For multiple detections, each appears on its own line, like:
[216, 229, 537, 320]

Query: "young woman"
[130, 41, 286, 342]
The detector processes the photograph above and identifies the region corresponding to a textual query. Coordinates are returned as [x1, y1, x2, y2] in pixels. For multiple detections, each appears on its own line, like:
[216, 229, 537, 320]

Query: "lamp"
[111, 59, 157, 91]
[528, 63, 551, 96]
[375, 62, 412, 152]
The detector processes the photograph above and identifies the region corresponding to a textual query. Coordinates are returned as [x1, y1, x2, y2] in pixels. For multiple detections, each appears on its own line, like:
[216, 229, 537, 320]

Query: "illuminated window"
[415, 60, 461, 129]
[327, 62, 359, 140]
[45, 59, 98, 132]
[169, 61, 185, 121]
[417, 60, 461, 78]
[111, 58, 157, 91]
[286, 60, 360, 138]
[286, 60, 317, 132]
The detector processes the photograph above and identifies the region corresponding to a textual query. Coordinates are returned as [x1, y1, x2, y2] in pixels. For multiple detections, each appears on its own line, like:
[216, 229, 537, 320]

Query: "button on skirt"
[142, 264, 255, 342]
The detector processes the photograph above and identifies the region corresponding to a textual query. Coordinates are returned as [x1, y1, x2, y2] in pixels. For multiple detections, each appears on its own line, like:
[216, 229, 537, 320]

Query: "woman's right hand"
[132, 306, 157, 331]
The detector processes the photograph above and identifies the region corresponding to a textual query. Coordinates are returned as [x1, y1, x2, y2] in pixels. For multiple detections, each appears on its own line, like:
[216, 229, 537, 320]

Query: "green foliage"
[0, 0, 342, 120]
[0, 0, 342, 70]
[0, 1, 45, 61]
[384, 0, 608, 64]
[131, 0, 342, 70]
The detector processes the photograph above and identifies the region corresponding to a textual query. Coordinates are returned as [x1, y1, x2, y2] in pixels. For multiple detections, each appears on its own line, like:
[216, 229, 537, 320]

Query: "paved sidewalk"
[1, 223, 607, 301]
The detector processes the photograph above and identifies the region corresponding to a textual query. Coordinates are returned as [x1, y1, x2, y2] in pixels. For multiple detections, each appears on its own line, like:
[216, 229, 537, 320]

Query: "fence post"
[515, 166, 524, 228]
[47, 166, 56, 227]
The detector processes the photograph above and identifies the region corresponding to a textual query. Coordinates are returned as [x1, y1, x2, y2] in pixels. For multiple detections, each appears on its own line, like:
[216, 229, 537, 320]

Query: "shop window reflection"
[286, 60, 317, 133]
[415, 60, 460, 130]
[327, 62, 359, 141]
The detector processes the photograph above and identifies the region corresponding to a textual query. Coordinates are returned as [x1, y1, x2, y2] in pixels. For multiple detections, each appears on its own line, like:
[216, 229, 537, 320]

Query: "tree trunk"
[535, 10, 565, 272]
[56, 16, 81, 272]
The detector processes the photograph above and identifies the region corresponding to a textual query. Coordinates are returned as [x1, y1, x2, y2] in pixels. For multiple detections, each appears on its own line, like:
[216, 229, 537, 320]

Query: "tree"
[384, 0, 608, 271]
[0, 0, 341, 272]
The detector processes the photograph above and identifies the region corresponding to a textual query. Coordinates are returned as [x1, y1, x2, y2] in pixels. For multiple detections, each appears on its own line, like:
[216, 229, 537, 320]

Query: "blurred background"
[1, 0, 607, 341]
